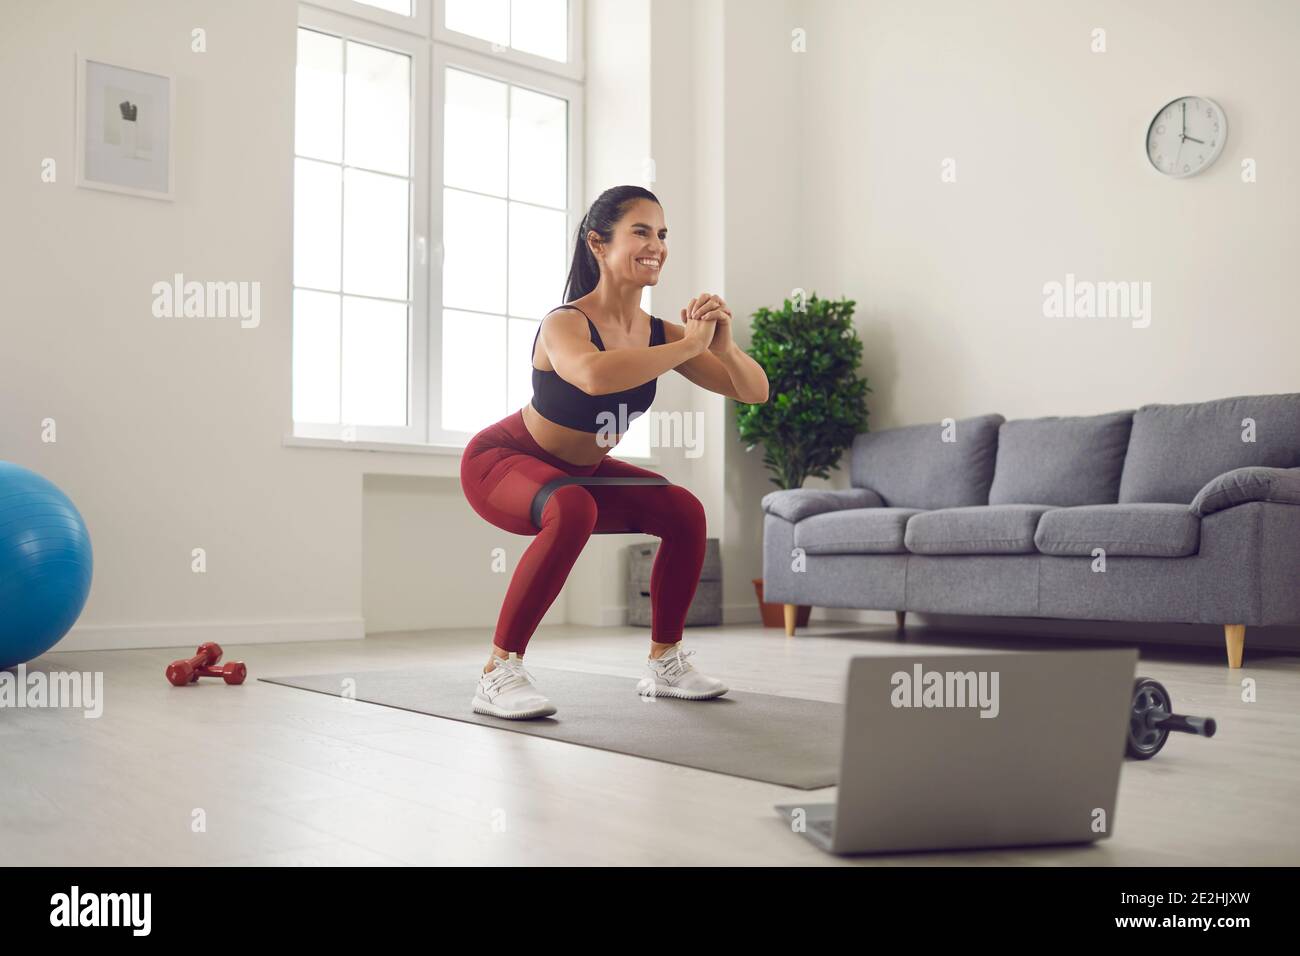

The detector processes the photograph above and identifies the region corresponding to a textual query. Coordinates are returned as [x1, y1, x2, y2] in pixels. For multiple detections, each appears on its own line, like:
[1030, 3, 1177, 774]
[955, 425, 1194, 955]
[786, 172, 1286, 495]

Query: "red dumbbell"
[194, 661, 247, 685]
[165, 642, 224, 686]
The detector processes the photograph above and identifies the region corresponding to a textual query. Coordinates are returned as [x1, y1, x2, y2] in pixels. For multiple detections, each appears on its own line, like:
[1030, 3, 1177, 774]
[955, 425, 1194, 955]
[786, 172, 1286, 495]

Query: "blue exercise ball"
[0, 462, 94, 668]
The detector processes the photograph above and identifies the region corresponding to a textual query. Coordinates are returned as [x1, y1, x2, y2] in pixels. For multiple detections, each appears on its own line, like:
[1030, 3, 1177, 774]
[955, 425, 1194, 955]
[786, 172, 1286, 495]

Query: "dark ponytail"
[562, 185, 661, 303]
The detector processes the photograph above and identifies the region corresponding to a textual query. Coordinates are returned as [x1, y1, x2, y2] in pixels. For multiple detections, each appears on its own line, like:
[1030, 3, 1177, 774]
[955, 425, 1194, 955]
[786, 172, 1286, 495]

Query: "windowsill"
[283, 435, 464, 456]
[281, 434, 660, 465]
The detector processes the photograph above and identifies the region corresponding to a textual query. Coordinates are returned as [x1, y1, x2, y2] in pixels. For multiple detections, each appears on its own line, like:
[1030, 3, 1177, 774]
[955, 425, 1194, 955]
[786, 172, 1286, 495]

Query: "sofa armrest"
[760, 487, 883, 523]
[1191, 467, 1300, 517]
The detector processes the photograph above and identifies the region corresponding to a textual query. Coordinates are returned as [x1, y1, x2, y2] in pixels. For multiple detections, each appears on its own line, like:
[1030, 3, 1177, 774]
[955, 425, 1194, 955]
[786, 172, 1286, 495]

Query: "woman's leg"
[461, 436, 597, 660]
[588, 457, 707, 653]
[494, 481, 597, 654]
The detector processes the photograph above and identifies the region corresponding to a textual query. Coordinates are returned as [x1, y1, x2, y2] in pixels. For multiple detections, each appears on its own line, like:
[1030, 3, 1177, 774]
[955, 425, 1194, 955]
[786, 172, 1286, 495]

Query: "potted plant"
[735, 293, 871, 627]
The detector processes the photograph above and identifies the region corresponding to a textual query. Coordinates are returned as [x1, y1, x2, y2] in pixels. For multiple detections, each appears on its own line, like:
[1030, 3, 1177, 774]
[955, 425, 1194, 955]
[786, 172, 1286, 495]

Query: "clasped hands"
[681, 292, 734, 356]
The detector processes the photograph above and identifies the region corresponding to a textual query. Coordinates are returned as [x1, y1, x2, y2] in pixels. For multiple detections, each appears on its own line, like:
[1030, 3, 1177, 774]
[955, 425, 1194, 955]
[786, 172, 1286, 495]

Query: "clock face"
[1146, 96, 1227, 178]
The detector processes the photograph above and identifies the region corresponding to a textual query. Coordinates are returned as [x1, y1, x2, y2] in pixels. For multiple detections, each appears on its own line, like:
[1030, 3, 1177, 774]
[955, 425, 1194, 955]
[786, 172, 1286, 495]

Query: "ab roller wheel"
[1126, 677, 1217, 760]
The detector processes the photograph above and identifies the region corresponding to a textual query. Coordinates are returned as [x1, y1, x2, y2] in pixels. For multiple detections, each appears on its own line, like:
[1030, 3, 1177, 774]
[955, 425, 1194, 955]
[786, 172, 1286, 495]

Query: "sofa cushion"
[988, 411, 1133, 506]
[1190, 466, 1300, 516]
[793, 508, 922, 555]
[761, 487, 884, 523]
[1034, 504, 1200, 557]
[1118, 393, 1300, 504]
[849, 414, 1004, 510]
[904, 505, 1056, 555]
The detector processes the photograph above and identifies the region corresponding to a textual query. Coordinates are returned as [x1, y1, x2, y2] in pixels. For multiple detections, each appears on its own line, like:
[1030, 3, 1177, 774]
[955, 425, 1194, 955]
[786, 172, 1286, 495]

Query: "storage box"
[626, 538, 721, 627]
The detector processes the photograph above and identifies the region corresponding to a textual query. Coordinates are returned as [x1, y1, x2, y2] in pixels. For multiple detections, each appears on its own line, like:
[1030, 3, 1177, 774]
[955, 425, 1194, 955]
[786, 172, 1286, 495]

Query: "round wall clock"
[1146, 96, 1227, 178]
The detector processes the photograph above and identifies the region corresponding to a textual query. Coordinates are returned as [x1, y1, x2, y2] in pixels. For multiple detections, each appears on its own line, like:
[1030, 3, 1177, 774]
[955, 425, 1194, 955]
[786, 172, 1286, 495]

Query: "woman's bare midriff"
[521, 402, 618, 466]
[522, 303, 655, 465]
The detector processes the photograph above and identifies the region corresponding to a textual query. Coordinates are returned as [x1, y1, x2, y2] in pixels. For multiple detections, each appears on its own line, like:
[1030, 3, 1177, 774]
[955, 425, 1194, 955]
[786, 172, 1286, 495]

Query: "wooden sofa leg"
[895, 611, 906, 630]
[783, 604, 798, 637]
[1224, 624, 1245, 669]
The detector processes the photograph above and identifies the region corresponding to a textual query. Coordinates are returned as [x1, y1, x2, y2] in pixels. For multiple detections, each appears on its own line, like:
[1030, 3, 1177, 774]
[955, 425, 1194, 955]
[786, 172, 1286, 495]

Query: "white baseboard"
[54, 617, 366, 653]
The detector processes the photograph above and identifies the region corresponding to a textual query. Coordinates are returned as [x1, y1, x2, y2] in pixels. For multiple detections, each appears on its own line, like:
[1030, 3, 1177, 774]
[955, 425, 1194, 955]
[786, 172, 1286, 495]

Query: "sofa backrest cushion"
[850, 414, 1004, 509]
[988, 411, 1133, 506]
[1118, 393, 1300, 504]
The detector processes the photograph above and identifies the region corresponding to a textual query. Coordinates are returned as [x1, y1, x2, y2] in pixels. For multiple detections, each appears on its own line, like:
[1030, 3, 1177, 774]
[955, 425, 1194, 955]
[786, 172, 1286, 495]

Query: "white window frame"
[428, 43, 584, 447]
[294, 6, 430, 444]
[434, 0, 584, 83]
[305, 0, 433, 37]
[293, 0, 584, 450]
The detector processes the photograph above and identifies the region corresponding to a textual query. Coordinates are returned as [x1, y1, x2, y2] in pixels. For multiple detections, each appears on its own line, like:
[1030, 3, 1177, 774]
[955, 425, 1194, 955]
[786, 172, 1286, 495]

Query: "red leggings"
[460, 409, 707, 653]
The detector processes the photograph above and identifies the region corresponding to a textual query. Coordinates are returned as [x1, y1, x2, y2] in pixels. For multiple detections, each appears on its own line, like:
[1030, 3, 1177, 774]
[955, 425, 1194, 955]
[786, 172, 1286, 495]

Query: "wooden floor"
[3, 622, 1298, 866]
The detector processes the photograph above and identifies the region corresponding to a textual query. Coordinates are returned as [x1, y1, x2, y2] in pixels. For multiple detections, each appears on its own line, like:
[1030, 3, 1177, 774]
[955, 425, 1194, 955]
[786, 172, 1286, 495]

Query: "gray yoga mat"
[260, 666, 841, 789]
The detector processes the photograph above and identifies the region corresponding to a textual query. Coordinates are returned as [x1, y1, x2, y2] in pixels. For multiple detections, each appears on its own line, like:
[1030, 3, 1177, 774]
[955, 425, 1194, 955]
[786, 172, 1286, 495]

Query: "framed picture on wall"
[75, 55, 174, 200]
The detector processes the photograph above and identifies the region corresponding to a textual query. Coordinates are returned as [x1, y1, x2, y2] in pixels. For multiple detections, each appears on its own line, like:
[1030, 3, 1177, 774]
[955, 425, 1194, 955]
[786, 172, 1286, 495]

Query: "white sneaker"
[637, 645, 728, 700]
[472, 653, 557, 719]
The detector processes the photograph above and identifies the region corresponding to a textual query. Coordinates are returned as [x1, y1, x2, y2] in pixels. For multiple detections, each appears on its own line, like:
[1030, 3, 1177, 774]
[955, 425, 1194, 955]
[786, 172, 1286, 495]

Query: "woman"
[460, 185, 769, 719]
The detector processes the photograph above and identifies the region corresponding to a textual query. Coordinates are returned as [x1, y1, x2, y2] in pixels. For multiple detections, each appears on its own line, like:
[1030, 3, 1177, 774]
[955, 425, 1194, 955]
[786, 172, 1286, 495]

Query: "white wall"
[361, 474, 565, 634]
[716, 0, 806, 611]
[797, 0, 1300, 431]
[2, 0, 360, 648]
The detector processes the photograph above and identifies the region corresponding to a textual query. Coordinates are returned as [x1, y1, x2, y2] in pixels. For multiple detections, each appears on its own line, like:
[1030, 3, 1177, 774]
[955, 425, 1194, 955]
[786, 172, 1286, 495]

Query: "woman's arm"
[541, 308, 713, 396]
[664, 298, 770, 403]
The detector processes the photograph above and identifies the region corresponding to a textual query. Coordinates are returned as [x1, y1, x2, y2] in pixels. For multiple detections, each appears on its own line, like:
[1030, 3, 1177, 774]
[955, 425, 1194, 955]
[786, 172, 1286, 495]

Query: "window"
[356, 0, 411, 15]
[437, 0, 581, 80]
[444, 0, 568, 63]
[292, 16, 425, 443]
[306, 0, 432, 36]
[294, 2, 612, 450]
[436, 67, 570, 435]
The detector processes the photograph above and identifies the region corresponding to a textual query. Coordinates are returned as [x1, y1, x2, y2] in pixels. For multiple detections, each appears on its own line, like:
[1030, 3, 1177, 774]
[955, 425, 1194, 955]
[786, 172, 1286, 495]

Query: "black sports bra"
[530, 305, 665, 433]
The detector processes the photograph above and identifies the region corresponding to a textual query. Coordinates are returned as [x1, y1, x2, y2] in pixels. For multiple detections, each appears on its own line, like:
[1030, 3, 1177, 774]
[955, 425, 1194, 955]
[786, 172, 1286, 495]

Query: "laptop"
[775, 648, 1137, 855]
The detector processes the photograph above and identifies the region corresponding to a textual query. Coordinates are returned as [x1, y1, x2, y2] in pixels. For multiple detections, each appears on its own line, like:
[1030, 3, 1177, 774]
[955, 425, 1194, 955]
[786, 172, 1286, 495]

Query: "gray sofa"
[761, 392, 1300, 668]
